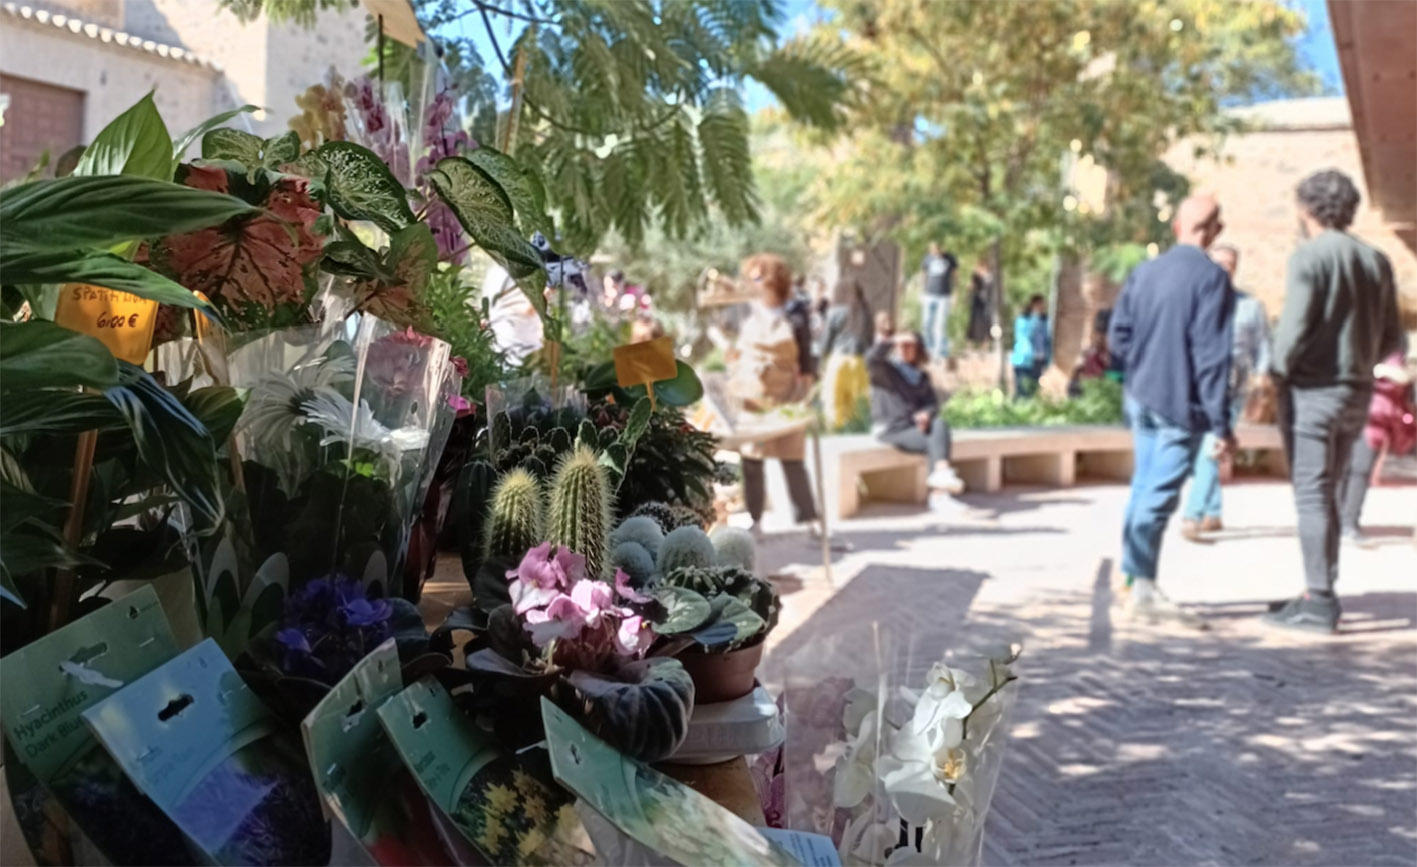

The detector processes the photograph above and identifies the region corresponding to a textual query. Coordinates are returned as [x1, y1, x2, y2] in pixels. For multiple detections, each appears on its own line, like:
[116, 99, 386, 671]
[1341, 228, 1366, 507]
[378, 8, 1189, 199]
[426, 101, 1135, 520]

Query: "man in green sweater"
[1266, 169, 1405, 634]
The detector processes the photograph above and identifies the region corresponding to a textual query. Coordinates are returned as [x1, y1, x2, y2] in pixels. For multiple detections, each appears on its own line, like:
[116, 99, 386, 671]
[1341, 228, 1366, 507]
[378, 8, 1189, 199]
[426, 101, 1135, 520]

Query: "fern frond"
[697, 88, 758, 226]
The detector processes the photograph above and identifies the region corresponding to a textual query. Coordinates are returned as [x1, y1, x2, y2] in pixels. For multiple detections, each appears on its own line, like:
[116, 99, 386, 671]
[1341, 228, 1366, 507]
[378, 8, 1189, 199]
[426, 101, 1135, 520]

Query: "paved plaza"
[756, 477, 1417, 866]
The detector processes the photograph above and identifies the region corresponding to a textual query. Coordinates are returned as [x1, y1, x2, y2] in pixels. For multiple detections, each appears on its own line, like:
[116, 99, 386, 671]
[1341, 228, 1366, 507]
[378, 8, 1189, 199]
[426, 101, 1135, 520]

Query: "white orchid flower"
[839, 810, 900, 866]
[879, 723, 961, 825]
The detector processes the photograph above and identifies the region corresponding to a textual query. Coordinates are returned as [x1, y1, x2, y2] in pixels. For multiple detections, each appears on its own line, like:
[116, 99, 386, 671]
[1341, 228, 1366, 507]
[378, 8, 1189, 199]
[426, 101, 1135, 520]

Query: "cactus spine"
[548, 445, 613, 577]
[483, 468, 545, 562]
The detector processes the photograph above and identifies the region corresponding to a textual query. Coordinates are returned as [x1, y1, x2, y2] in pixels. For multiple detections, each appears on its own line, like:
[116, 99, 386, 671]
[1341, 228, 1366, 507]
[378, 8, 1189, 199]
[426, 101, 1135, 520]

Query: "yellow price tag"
[612, 336, 677, 388]
[54, 284, 158, 365]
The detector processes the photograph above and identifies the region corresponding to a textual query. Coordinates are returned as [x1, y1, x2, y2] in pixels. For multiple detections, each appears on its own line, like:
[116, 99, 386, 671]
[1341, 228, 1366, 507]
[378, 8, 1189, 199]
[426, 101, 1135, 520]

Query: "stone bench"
[824, 424, 1287, 518]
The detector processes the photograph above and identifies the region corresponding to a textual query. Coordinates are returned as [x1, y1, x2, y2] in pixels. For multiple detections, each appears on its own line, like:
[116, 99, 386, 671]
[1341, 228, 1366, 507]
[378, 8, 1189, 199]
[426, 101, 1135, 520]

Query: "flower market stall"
[0, 78, 1020, 867]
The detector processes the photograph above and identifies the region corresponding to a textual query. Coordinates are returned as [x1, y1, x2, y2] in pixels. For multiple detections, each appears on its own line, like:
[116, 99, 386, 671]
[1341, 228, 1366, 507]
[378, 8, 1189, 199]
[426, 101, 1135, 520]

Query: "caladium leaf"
[427, 156, 542, 278]
[293, 141, 413, 233]
[172, 104, 260, 159]
[352, 222, 437, 322]
[202, 127, 264, 165]
[153, 176, 325, 317]
[465, 146, 552, 237]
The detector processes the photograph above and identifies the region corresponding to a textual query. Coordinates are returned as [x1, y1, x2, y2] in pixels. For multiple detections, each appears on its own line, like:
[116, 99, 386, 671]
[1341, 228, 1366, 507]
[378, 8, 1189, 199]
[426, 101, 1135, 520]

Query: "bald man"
[1108, 194, 1236, 627]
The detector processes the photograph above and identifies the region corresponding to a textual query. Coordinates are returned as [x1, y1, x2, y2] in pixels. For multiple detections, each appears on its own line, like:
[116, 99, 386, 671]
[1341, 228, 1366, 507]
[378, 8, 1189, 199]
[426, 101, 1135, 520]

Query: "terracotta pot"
[677, 641, 765, 704]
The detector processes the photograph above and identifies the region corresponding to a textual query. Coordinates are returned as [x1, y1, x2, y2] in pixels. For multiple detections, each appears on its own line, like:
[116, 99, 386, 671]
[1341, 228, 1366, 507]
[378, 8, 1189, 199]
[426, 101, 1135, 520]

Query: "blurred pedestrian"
[817, 279, 874, 429]
[1068, 308, 1116, 397]
[920, 242, 958, 359]
[1108, 193, 1234, 627]
[966, 261, 993, 348]
[727, 253, 820, 537]
[1010, 294, 1051, 399]
[1265, 169, 1405, 633]
[867, 325, 966, 499]
[1180, 244, 1271, 539]
[1338, 350, 1416, 545]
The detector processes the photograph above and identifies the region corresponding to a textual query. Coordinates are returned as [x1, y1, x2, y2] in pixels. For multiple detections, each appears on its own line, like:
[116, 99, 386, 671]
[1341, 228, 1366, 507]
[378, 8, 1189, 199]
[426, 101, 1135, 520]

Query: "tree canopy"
[794, 0, 1316, 288]
[219, 0, 859, 255]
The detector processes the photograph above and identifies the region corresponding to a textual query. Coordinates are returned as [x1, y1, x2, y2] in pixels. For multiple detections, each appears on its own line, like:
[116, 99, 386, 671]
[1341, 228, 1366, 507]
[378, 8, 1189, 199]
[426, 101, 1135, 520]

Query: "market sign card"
[376, 678, 594, 866]
[541, 698, 801, 867]
[0, 586, 188, 866]
[83, 638, 330, 866]
[301, 640, 448, 866]
[55, 283, 158, 364]
[613, 336, 677, 388]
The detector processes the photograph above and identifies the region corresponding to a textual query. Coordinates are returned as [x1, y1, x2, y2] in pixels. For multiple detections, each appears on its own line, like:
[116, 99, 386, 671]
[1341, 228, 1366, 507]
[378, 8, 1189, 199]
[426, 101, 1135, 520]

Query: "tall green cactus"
[548, 445, 613, 577]
[483, 468, 546, 562]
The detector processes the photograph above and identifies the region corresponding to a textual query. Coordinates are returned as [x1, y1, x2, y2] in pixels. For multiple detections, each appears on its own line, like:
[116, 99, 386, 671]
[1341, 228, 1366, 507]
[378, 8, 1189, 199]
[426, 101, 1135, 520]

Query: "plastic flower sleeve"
[769, 623, 1022, 867]
[224, 311, 459, 602]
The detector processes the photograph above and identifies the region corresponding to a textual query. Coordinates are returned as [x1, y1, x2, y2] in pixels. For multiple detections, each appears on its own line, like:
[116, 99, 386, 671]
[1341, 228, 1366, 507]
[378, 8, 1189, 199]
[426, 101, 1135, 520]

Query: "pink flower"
[451, 355, 469, 379]
[552, 547, 587, 585]
[447, 394, 472, 413]
[614, 568, 651, 604]
[614, 615, 652, 657]
[571, 580, 614, 627]
[507, 542, 566, 614]
[526, 594, 586, 647]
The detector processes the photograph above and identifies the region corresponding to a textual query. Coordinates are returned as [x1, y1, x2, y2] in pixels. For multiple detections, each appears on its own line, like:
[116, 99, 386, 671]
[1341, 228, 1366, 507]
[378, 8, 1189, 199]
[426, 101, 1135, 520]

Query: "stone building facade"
[0, 0, 370, 180]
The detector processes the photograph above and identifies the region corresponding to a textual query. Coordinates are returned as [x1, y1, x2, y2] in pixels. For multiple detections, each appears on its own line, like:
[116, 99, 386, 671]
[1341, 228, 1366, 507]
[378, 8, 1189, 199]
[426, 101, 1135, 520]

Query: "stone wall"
[1163, 97, 1417, 322]
[0, 15, 220, 146]
[124, 0, 370, 139]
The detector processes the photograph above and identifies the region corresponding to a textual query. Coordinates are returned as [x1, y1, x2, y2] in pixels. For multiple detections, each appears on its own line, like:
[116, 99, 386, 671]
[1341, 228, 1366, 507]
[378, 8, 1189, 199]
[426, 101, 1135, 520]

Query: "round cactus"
[548, 445, 613, 577]
[657, 526, 716, 574]
[669, 503, 706, 530]
[630, 501, 676, 534]
[610, 541, 657, 589]
[710, 526, 756, 573]
[611, 516, 665, 560]
[483, 468, 545, 562]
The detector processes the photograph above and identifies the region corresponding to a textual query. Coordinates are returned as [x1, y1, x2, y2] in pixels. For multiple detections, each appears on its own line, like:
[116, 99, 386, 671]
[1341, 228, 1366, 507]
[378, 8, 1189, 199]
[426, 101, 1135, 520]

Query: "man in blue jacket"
[1109, 194, 1236, 627]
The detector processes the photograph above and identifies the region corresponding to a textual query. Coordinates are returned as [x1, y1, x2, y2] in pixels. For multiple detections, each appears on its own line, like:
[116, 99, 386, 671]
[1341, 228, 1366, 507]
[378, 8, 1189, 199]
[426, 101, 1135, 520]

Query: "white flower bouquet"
[771, 644, 1021, 866]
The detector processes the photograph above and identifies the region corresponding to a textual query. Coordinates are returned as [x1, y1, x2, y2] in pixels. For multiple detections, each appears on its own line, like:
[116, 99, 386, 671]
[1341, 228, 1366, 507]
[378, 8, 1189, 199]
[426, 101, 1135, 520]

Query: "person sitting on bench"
[867, 318, 965, 496]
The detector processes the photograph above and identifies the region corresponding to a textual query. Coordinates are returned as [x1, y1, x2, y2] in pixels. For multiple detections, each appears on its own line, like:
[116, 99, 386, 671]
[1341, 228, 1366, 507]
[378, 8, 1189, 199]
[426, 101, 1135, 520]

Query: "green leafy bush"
[943, 377, 1124, 429]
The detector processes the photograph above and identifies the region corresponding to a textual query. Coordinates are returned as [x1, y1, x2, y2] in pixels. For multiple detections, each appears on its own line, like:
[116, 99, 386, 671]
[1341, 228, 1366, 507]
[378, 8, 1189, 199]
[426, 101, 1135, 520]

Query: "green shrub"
[943, 377, 1123, 428]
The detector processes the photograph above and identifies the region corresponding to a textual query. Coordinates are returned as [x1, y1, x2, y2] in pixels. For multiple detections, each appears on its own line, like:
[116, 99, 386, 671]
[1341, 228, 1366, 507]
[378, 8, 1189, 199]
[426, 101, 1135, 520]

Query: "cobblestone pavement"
[755, 479, 1417, 866]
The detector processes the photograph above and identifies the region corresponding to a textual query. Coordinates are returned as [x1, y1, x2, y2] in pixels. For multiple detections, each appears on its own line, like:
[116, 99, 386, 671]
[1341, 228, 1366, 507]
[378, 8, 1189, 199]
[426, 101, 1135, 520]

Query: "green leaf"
[183, 386, 248, 444]
[621, 396, 653, 448]
[104, 362, 223, 528]
[294, 141, 413, 233]
[6, 250, 214, 310]
[0, 480, 67, 533]
[1, 523, 97, 590]
[649, 585, 713, 635]
[713, 594, 766, 646]
[427, 156, 542, 278]
[172, 104, 260, 159]
[0, 319, 118, 391]
[0, 176, 255, 254]
[617, 360, 704, 408]
[387, 222, 438, 296]
[202, 127, 264, 165]
[262, 130, 301, 165]
[74, 92, 173, 180]
[0, 390, 121, 437]
[465, 146, 553, 236]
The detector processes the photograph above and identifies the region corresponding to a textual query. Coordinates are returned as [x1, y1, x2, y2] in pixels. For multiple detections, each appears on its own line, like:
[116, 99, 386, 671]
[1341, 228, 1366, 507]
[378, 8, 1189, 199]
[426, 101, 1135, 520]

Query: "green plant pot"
[676, 641, 765, 704]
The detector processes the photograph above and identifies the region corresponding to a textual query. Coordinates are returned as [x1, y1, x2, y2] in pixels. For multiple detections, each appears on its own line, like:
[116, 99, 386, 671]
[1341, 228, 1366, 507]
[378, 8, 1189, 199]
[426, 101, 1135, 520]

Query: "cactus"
[710, 526, 756, 573]
[656, 526, 716, 574]
[483, 468, 545, 562]
[548, 445, 613, 577]
[455, 459, 498, 585]
[669, 503, 706, 530]
[611, 516, 665, 560]
[610, 541, 657, 589]
[630, 501, 676, 534]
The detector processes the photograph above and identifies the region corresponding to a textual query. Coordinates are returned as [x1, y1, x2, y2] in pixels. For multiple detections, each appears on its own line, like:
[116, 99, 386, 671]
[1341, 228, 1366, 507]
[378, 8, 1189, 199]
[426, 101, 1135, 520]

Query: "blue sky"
[445, 0, 1344, 111]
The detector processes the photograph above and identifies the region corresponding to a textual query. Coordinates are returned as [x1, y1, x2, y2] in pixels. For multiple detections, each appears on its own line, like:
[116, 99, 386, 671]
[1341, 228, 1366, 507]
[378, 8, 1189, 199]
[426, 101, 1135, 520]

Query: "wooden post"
[49, 430, 98, 630]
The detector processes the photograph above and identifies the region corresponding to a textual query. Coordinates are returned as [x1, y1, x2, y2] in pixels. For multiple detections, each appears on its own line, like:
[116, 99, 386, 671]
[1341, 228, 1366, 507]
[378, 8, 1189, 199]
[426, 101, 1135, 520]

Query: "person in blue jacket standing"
[1010, 294, 1051, 399]
[1109, 194, 1235, 628]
